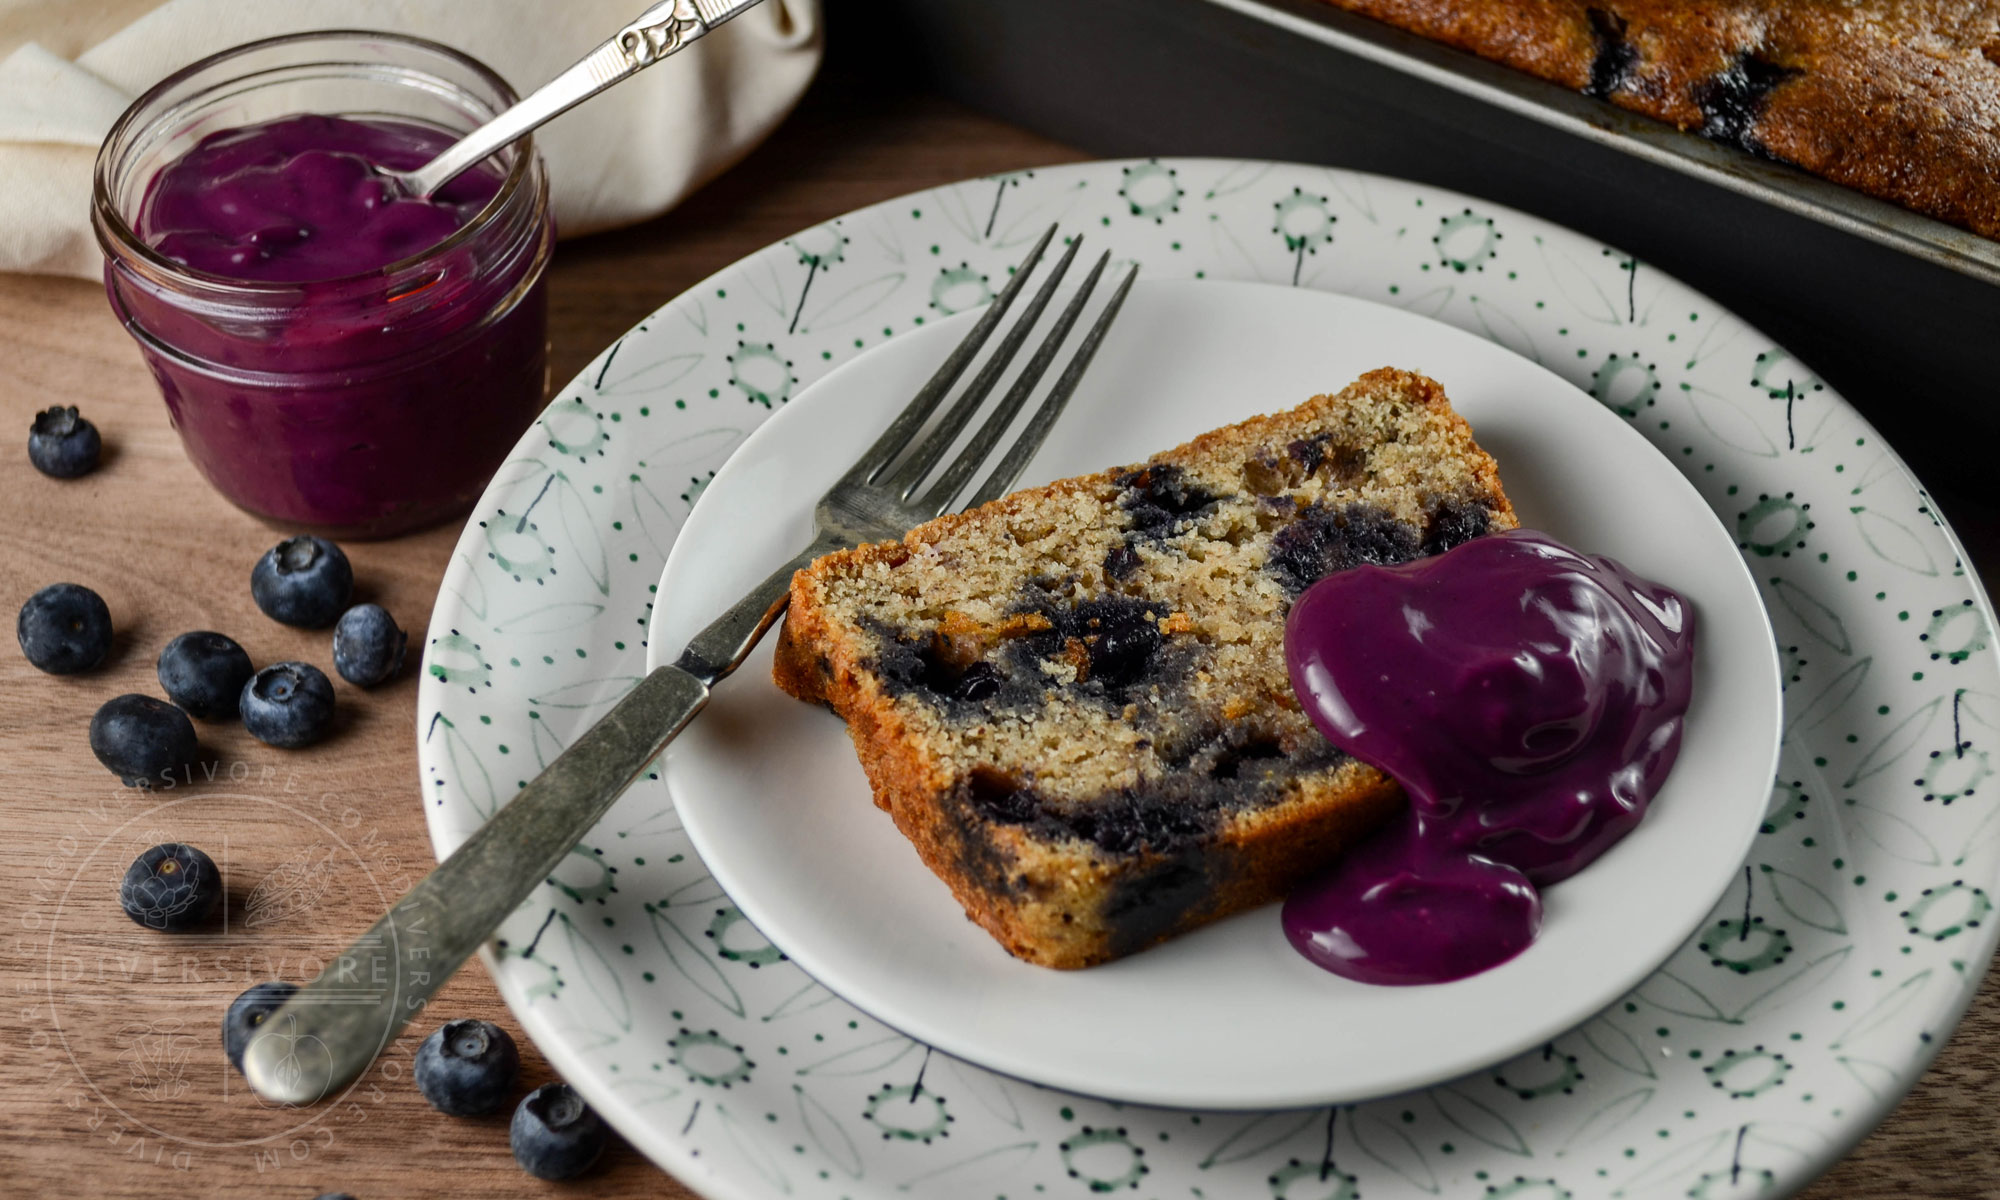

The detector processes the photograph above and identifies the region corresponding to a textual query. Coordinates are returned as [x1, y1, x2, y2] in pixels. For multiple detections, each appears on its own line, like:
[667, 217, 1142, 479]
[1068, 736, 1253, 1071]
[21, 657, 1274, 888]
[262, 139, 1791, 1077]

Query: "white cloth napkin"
[0, 0, 822, 278]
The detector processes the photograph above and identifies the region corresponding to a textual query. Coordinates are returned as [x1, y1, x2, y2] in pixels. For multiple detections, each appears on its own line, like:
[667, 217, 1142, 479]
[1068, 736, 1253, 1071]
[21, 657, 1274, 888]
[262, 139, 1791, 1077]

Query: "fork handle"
[240, 664, 708, 1104]
[241, 527, 856, 1103]
[676, 528, 851, 683]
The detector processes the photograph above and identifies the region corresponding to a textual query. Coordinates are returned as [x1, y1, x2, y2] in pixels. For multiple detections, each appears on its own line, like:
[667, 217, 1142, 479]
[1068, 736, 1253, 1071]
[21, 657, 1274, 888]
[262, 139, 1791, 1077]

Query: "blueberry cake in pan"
[1315, 0, 2000, 240]
[772, 368, 1517, 968]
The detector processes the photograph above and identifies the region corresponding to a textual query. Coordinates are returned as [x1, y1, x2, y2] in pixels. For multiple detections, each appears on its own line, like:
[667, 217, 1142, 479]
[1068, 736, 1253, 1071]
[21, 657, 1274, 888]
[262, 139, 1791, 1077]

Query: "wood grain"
[1, 80, 1995, 1200]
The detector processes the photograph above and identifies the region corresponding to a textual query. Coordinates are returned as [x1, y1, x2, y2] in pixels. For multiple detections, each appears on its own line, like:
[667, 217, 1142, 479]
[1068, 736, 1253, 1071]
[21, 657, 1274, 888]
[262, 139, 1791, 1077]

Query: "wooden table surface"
[4, 78, 1996, 1200]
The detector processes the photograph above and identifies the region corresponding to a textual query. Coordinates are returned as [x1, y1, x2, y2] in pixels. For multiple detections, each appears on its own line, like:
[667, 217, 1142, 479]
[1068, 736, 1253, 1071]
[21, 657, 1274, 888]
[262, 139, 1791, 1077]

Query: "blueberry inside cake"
[772, 367, 1516, 967]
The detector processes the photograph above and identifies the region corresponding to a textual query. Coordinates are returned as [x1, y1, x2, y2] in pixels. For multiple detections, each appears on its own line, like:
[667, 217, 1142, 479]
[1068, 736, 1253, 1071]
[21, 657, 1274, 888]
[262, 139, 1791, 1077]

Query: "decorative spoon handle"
[394, 0, 765, 198]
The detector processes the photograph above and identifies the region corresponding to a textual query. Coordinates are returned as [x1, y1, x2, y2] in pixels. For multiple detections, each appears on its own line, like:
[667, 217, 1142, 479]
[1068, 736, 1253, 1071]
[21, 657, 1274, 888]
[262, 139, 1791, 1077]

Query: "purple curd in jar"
[110, 112, 550, 536]
[1281, 528, 1696, 985]
[140, 113, 501, 281]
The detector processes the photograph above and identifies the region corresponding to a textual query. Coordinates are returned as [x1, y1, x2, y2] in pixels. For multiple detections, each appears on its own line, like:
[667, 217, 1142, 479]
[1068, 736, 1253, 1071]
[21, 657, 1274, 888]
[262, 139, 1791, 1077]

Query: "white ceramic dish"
[649, 279, 1783, 1110]
[419, 160, 2000, 1200]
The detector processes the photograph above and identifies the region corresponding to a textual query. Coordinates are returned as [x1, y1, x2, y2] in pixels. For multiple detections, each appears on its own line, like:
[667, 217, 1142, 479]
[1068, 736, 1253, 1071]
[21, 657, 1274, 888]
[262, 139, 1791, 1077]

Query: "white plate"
[421, 160, 2000, 1200]
[649, 279, 1783, 1109]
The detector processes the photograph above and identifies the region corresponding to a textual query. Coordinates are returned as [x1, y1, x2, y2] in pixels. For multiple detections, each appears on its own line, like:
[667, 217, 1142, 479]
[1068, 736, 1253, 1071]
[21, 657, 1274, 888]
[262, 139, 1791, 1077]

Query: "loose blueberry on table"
[250, 536, 354, 628]
[119, 843, 220, 931]
[414, 1018, 521, 1116]
[89, 693, 198, 786]
[17, 582, 113, 674]
[26, 404, 102, 478]
[332, 603, 407, 688]
[156, 631, 255, 720]
[222, 981, 298, 1073]
[511, 1082, 609, 1180]
[241, 661, 336, 748]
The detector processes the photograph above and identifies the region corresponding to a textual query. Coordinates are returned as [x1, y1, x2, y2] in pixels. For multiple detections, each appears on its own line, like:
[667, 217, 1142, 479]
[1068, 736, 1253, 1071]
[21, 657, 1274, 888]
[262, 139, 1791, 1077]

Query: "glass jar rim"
[92, 28, 533, 294]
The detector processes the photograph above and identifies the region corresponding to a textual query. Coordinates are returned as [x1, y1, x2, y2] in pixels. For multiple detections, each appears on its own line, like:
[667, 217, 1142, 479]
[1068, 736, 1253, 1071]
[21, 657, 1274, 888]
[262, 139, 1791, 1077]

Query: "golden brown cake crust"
[774, 368, 1515, 968]
[1318, 0, 2000, 240]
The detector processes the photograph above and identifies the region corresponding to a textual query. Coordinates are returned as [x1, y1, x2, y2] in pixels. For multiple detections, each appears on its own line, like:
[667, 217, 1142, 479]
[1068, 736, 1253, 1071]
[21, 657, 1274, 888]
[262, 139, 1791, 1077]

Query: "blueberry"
[251, 536, 353, 628]
[415, 1019, 520, 1116]
[157, 631, 254, 720]
[119, 843, 220, 931]
[240, 662, 335, 748]
[1421, 498, 1492, 557]
[332, 604, 406, 688]
[1692, 52, 1799, 152]
[89, 694, 198, 786]
[17, 582, 113, 674]
[952, 661, 1003, 702]
[1268, 502, 1421, 594]
[510, 1082, 608, 1180]
[1584, 9, 1640, 100]
[1102, 543, 1141, 581]
[27, 405, 101, 478]
[1116, 463, 1222, 539]
[1079, 600, 1163, 689]
[223, 981, 297, 1072]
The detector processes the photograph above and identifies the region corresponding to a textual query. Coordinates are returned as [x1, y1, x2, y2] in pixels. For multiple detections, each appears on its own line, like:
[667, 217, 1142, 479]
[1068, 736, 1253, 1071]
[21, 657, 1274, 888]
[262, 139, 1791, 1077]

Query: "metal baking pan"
[841, 0, 2000, 474]
[1210, 0, 2000, 287]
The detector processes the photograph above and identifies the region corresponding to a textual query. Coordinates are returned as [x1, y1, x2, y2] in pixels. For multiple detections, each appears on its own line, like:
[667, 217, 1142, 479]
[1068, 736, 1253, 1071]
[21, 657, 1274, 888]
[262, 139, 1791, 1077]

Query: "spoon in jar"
[385, 0, 765, 198]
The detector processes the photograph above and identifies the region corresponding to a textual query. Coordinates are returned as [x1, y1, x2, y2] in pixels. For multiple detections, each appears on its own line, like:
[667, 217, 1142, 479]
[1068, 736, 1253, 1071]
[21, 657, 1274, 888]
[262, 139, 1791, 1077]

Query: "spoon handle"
[400, 0, 765, 197]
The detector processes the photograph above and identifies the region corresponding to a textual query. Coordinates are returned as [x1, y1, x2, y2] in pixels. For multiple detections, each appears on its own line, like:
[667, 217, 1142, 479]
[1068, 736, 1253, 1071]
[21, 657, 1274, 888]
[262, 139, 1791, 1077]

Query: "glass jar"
[93, 31, 554, 538]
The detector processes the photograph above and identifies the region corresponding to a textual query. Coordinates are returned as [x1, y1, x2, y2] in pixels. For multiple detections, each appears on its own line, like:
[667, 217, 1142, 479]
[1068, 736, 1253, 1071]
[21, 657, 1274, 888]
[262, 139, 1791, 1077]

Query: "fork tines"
[841, 224, 1138, 519]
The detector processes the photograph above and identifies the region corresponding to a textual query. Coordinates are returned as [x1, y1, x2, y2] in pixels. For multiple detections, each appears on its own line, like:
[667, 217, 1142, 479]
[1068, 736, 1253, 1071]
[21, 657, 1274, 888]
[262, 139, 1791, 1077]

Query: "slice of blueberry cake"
[773, 367, 1516, 968]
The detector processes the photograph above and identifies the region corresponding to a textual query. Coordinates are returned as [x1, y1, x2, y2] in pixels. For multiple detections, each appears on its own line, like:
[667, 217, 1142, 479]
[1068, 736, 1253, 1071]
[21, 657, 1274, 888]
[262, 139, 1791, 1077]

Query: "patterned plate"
[650, 279, 1783, 1110]
[417, 159, 2000, 1200]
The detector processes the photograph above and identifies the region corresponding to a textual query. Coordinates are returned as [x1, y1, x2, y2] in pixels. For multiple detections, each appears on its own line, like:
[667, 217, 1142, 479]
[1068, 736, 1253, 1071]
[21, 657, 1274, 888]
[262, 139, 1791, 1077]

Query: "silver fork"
[241, 225, 1137, 1104]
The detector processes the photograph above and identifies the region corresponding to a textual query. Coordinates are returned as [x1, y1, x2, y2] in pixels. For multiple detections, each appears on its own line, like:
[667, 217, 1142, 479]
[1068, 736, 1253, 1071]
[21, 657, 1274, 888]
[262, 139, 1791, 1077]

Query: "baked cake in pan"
[1316, 0, 2000, 240]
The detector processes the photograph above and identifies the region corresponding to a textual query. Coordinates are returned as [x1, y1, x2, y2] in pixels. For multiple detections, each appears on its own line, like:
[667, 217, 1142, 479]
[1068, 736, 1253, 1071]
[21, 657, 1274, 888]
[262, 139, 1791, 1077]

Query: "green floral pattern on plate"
[417, 159, 1999, 1200]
